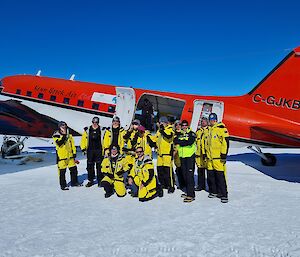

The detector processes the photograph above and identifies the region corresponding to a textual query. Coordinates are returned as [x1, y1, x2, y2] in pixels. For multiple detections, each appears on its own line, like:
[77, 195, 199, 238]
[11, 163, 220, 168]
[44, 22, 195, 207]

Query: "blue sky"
[0, 0, 299, 96]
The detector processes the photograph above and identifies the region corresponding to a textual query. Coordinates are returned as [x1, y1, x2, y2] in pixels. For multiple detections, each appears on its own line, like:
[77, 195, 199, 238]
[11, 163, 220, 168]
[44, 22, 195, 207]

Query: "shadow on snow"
[228, 152, 300, 183]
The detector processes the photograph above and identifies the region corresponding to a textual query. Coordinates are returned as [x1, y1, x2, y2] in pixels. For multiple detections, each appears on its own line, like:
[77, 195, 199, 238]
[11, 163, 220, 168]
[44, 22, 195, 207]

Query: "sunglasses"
[132, 122, 139, 125]
[182, 124, 188, 127]
[135, 150, 143, 153]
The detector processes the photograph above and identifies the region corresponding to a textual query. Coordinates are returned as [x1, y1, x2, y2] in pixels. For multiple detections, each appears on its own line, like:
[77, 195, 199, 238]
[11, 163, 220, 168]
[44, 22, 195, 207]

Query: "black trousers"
[157, 166, 175, 191]
[181, 155, 195, 198]
[175, 166, 185, 189]
[197, 167, 206, 190]
[87, 149, 103, 183]
[144, 114, 152, 131]
[59, 166, 79, 188]
[207, 169, 228, 197]
[101, 181, 114, 194]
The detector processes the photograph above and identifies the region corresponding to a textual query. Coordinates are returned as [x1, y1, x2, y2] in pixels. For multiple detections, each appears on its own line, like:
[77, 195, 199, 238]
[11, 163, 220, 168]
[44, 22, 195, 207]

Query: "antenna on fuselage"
[69, 74, 75, 81]
[36, 70, 41, 76]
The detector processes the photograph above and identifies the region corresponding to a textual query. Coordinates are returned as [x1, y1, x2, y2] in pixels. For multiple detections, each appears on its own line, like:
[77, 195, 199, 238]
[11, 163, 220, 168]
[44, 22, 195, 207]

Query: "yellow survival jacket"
[206, 122, 229, 160]
[128, 155, 157, 201]
[123, 129, 139, 152]
[103, 127, 125, 155]
[101, 154, 131, 184]
[53, 130, 76, 162]
[80, 126, 102, 152]
[196, 126, 209, 157]
[149, 124, 174, 157]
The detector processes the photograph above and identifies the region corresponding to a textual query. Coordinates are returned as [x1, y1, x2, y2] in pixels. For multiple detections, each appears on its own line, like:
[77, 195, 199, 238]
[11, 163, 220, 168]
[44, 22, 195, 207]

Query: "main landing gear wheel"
[247, 146, 277, 166]
[261, 153, 277, 166]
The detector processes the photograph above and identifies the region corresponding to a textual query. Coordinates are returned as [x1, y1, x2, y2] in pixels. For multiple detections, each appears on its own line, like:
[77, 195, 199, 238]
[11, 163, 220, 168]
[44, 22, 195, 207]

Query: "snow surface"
[0, 147, 300, 257]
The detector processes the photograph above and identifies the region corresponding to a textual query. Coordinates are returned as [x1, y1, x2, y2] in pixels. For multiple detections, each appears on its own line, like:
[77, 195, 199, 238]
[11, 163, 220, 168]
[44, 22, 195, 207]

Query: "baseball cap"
[58, 121, 67, 128]
[112, 116, 120, 122]
[209, 113, 218, 121]
[181, 120, 189, 126]
[92, 117, 99, 124]
[159, 116, 168, 123]
[132, 119, 140, 125]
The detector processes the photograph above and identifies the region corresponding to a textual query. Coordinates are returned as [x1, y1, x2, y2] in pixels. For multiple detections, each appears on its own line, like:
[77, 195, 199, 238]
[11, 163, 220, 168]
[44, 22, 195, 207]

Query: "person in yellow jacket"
[80, 117, 103, 187]
[102, 116, 125, 156]
[148, 116, 175, 193]
[174, 120, 196, 203]
[206, 113, 229, 203]
[127, 146, 158, 202]
[122, 119, 140, 167]
[195, 117, 209, 191]
[123, 119, 140, 152]
[173, 120, 185, 190]
[53, 121, 81, 190]
[131, 125, 153, 158]
[100, 146, 132, 198]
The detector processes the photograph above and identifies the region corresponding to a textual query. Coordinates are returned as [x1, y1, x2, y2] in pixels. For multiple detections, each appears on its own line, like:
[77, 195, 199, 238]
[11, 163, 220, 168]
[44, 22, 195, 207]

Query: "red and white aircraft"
[1, 47, 300, 165]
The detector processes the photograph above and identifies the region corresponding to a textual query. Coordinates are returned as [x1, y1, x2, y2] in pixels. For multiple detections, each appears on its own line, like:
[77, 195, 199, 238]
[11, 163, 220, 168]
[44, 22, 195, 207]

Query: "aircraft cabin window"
[38, 93, 44, 99]
[63, 98, 70, 104]
[16, 89, 21, 94]
[77, 100, 84, 107]
[92, 103, 99, 110]
[108, 105, 116, 113]
[50, 95, 56, 101]
[26, 91, 32, 97]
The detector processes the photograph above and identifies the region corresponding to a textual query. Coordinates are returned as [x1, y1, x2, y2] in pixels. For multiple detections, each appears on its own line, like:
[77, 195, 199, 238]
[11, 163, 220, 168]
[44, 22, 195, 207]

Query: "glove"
[159, 124, 164, 130]
[220, 153, 227, 163]
[73, 153, 77, 159]
[220, 153, 227, 159]
[116, 170, 124, 177]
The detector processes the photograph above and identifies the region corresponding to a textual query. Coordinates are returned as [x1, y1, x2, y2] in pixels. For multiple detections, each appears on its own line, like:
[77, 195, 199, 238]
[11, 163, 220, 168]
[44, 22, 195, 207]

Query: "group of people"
[52, 112, 229, 203]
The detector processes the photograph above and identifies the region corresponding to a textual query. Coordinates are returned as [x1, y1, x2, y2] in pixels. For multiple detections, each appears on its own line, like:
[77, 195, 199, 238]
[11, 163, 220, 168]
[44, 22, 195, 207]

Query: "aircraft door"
[190, 100, 224, 131]
[115, 87, 136, 130]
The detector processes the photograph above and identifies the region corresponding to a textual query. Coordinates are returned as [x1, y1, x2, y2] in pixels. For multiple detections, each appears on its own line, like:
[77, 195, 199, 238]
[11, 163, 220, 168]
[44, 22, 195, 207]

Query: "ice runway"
[0, 148, 299, 257]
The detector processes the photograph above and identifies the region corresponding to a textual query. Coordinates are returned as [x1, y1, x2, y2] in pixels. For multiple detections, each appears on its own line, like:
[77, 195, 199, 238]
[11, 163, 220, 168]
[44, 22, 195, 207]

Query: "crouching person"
[127, 147, 158, 202]
[53, 121, 81, 190]
[100, 146, 130, 198]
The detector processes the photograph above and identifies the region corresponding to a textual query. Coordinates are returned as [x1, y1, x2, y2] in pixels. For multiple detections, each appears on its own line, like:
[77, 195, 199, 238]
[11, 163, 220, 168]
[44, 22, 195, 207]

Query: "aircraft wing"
[0, 99, 80, 138]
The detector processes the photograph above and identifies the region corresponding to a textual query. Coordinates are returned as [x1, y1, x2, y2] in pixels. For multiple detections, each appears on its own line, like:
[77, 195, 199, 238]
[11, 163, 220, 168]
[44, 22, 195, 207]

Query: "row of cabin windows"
[15, 89, 115, 113]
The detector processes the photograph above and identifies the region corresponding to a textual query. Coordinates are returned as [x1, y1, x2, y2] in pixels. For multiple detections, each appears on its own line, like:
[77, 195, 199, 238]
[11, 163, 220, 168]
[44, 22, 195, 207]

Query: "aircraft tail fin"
[247, 47, 300, 122]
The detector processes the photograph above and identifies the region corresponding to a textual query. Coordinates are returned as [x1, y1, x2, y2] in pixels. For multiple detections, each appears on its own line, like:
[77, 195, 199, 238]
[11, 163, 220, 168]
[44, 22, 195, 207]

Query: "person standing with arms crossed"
[103, 116, 125, 156]
[80, 117, 103, 187]
[174, 120, 196, 203]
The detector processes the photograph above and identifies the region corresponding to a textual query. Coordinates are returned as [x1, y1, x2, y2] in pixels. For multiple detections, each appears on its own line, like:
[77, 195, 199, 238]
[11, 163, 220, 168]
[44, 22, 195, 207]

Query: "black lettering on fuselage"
[252, 93, 299, 111]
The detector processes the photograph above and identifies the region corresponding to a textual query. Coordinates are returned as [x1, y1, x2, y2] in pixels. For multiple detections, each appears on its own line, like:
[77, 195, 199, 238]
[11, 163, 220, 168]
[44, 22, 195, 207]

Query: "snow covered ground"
[0, 147, 299, 257]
